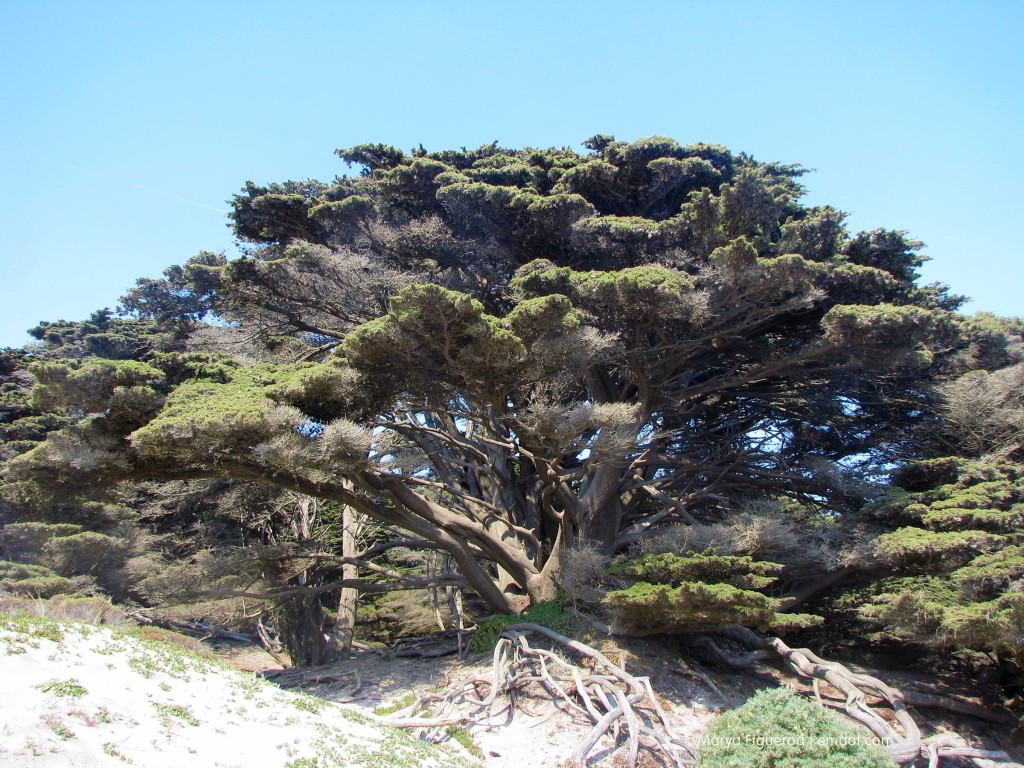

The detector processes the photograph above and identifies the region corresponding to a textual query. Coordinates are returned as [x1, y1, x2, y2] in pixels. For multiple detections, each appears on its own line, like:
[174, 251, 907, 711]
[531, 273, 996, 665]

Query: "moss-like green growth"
[470, 600, 574, 652]
[610, 552, 780, 590]
[858, 457, 1024, 669]
[604, 551, 820, 635]
[0, 560, 72, 597]
[697, 687, 892, 767]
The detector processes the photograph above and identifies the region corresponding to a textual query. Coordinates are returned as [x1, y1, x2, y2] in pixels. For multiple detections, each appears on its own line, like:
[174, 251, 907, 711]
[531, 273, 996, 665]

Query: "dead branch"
[901, 690, 1016, 726]
[130, 612, 256, 644]
[380, 622, 697, 767]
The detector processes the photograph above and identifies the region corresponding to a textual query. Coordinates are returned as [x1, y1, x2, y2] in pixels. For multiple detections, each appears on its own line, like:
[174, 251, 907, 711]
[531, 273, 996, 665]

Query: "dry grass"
[635, 501, 857, 571]
[558, 543, 609, 607]
[0, 593, 128, 626]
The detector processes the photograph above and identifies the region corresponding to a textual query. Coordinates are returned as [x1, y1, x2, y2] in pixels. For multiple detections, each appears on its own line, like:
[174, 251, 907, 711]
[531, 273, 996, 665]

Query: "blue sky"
[1, 1, 1021, 348]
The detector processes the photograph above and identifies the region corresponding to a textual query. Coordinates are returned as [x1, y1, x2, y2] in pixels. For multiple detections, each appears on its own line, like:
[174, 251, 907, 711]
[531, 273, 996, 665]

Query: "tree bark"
[280, 590, 335, 667]
[332, 501, 360, 657]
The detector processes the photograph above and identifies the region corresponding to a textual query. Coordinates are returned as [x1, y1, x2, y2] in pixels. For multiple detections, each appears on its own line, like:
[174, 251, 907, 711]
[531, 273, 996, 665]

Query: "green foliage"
[153, 702, 200, 726]
[0, 350, 70, 461]
[32, 357, 166, 422]
[291, 692, 326, 714]
[0, 593, 128, 625]
[0, 520, 133, 598]
[5, 133, 976, 637]
[610, 552, 781, 590]
[344, 283, 527, 400]
[822, 303, 946, 367]
[860, 457, 1024, 666]
[604, 552, 820, 634]
[373, 693, 417, 717]
[445, 725, 484, 760]
[873, 527, 1003, 569]
[697, 687, 892, 768]
[128, 371, 270, 462]
[27, 310, 180, 360]
[119, 251, 226, 329]
[36, 678, 88, 697]
[0, 560, 72, 597]
[470, 600, 574, 652]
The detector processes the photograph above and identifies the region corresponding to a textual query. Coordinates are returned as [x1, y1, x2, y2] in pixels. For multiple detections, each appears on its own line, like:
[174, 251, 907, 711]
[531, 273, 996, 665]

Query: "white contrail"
[62, 162, 229, 213]
[1, 145, 229, 214]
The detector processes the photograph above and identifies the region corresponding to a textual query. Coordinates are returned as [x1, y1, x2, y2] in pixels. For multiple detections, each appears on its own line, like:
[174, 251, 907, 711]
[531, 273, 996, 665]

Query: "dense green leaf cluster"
[603, 551, 820, 634]
[862, 458, 1024, 664]
[697, 687, 892, 767]
[469, 600, 574, 652]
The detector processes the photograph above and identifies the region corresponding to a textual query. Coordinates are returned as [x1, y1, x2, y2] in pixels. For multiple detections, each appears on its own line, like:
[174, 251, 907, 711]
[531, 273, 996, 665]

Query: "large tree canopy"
[7, 136, 965, 614]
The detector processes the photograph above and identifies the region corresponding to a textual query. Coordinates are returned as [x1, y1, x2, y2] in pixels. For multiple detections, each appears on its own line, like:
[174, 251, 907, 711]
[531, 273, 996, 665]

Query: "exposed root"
[263, 667, 364, 701]
[381, 622, 697, 767]
[714, 626, 1022, 767]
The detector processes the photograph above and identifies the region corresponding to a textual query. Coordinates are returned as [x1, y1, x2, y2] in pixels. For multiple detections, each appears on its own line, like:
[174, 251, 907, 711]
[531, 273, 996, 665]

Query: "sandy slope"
[0, 613, 474, 767]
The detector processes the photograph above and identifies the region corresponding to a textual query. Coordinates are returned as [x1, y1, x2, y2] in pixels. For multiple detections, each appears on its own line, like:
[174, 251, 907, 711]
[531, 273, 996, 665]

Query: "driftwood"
[704, 626, 1022, 768]
[382, 629, 468, 659]
[381, 622, 697, 767]
[129, 612, 255, 643]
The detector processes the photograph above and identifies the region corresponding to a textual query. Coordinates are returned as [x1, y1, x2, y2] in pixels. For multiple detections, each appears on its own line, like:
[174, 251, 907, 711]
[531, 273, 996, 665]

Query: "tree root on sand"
[381, 622, 697, 767]
[701, 626, 1021, 767]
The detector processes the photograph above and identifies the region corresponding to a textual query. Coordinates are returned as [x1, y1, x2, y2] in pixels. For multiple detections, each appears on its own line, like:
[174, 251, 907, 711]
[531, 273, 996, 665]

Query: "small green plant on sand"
[103, 742, 134, 764]
[445, 725, 484, 759]
[374, 692, 417, 717]
[291, 692, 325, 714]
[153, 702, 199, 726]
[36, 678, 87, 697]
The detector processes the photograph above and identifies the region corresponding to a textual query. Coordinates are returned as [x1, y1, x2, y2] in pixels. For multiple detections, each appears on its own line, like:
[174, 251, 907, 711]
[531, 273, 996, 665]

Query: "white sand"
[0, 614, 474, 767]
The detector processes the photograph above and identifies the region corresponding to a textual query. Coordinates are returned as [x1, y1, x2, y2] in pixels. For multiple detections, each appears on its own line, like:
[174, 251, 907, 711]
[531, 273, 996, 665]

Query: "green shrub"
[697, 687, 893, 768]
[603, 552, 821, 635]
[470, 599, 574, 652]
[0, 560, 72, 597]
[859, 458, 1024, 669]
[0, 523, 84, 560]
[48, 531, 130, 577]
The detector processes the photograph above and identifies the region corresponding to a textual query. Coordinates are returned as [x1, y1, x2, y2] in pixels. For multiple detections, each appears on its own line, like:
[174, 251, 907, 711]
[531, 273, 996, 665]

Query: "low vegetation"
[697, 687, 893, 767]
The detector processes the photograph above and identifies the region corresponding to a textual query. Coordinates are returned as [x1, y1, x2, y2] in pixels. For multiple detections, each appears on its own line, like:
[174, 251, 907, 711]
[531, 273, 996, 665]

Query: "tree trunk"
[580, 462, 628, 554]
[332, 503, 359, 657]
[280, 591, 336, 667]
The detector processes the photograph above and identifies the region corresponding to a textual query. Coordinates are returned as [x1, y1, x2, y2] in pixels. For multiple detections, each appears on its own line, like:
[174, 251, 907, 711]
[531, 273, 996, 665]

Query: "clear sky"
[1, 0, 1021, 348]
